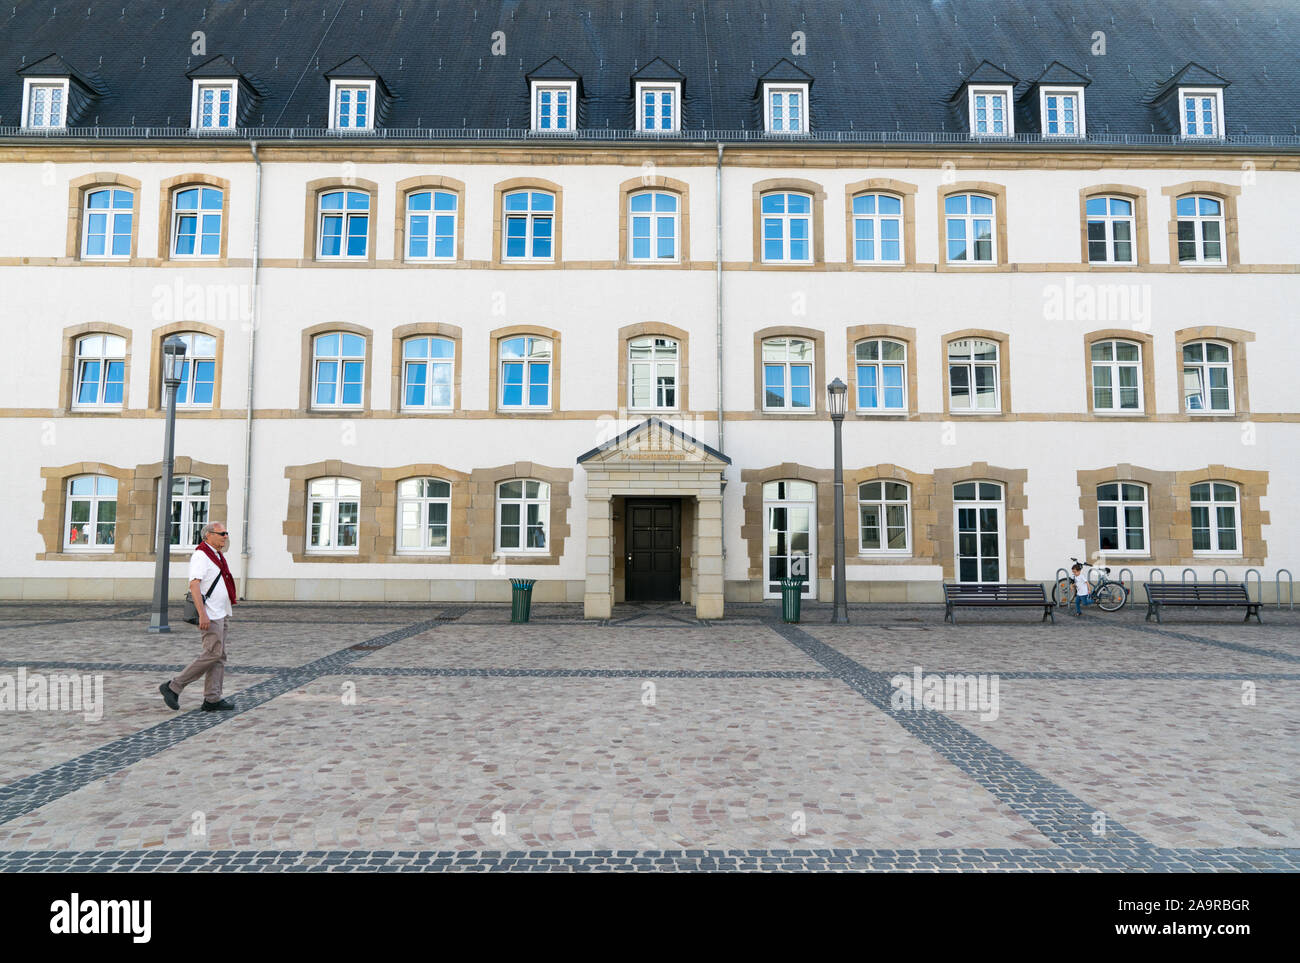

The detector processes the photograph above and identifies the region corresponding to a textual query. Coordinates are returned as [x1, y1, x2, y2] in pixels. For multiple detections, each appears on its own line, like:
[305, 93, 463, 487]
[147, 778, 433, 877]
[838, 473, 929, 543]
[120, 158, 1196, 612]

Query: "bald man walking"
[160, 521, 238, 711]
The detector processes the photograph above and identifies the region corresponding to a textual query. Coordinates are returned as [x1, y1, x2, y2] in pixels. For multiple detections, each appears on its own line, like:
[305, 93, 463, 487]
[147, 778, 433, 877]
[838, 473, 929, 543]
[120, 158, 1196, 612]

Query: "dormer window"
[330, 80, 375, 130]
[969, 86, 1013, 136]
[1040, 87, 1084, 137]
[765, 85, 808, 133]
[636, 83, 679, 132]
[532, 82, 576, 131]
[191, 80, 237, 130]
[1180, 88, 1223, 138]
[21, 78, 69, 128]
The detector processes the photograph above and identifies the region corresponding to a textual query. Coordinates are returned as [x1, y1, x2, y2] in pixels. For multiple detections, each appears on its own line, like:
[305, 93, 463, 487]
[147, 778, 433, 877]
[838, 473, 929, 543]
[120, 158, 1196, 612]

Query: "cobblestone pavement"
[0, 600, 1297, 872]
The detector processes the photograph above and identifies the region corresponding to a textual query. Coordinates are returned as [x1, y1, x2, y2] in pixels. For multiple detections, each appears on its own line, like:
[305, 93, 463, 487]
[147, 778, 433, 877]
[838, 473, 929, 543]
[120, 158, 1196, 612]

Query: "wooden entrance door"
[625, 499, 681, 601]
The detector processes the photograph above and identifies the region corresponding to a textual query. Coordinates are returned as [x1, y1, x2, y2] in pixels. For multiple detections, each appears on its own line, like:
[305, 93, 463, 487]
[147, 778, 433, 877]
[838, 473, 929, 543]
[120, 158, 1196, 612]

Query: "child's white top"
[1073, 573, 1091, 596]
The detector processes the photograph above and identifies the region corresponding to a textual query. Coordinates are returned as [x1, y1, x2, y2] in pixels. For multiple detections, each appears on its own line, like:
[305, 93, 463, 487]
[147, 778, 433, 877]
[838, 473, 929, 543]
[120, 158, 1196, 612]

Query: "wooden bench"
[942, 583, 1054, 624]
[1143, 583, 1263, 624]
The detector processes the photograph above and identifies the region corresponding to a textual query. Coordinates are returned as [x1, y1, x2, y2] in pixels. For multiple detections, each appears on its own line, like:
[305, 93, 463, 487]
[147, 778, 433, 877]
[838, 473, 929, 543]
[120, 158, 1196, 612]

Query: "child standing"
[1072, 562, 1093, 616]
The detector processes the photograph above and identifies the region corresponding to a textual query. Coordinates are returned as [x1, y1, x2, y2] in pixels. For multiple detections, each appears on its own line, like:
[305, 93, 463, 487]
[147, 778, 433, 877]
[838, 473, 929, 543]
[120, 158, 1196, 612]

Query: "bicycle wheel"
[1051, 577, 1075, 607]
[1095, 582, 1127, 612]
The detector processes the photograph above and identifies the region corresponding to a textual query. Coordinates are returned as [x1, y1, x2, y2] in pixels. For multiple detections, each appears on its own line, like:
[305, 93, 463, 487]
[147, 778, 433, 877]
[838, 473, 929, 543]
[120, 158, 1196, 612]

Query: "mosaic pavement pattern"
[0, 599, 1297, 872]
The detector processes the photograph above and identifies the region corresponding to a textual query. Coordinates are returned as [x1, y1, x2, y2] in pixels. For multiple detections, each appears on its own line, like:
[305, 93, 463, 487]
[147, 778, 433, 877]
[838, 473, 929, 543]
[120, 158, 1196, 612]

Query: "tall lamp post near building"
[827, 377, 849, 624]
[147, 336, 188, 633]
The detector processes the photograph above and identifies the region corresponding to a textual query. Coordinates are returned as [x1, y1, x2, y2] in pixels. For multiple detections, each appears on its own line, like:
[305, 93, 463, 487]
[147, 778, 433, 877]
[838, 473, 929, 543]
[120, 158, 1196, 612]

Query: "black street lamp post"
[827, 377, 849, 624]
[147, 336, 187, 633]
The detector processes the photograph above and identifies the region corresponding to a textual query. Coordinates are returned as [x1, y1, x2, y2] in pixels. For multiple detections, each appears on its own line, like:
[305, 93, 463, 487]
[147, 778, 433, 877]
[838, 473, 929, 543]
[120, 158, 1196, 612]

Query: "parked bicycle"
[1052, 557, 1128, 612]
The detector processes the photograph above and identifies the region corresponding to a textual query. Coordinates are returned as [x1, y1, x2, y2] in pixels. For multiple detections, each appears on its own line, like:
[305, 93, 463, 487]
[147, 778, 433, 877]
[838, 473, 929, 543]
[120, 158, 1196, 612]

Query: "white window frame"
[317, 189, 371, 260]
[159, 475, 212, 551]
[531, 81, 577, 131]
[627, 190, 680, 262]
[171, 332, 218, 409]
[81, 187, 135, 260]
[1039, 86, 1085, 137]
[306, 477, 361, 555]
[498, 336, 552, 410]
[953, 481, 1006, 584]
[634, 81, 680, 132]
[761, 337, 815, 413]
[628, 336, 679, 411]
[312, 332, 367, 409]
[763, 480, 817, 599]
[947, 338, 1001, 413]
[189, 80, 238, 130]
[1175, 194, 1226, 265]
[857, 480, 911, 556]
[72, 333, 127, 409]
[396, 477, 452, 555]
[760, 191, 814, 264]
[968, 85, 1014, 136]
[329, 78, 376, 131]
[854, 338, 908, 412]
[1089, 339, 1143, 413]
[404, 190, 458, 261]
[1085, 195, 1136, 265]
[501, 190, 556, 262]
[495, 480, 550, 554]
[763, 83, 809, 134]
[64, 474, 118, 553]
[944, 192, 998, 264]
[1096, 482, 1149, 557]
[1181, 340, 1234, 414]
[851, 193, 904, 264]
[21, 78, 70, 129]
[1191, 482, 1241, 556]
[400, 336, 455, 411]
[1179, 88, 1224, 139]
[170, 185, 224, 259]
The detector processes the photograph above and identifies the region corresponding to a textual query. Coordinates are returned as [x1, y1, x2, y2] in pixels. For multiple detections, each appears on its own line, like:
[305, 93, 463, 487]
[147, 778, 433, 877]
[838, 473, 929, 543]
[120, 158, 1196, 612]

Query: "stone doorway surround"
[577, 418, 731, 620]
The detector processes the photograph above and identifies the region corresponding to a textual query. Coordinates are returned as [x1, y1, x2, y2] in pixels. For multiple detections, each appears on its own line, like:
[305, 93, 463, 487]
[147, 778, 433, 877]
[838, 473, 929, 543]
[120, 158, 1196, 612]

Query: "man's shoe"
[201, 698, 236, 712]
[159, 681, 180, 710]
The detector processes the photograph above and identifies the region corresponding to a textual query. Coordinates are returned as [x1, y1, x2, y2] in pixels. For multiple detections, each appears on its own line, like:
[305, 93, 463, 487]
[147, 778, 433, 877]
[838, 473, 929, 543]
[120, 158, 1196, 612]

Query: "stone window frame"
[492, 177, 564, 268]
[282, 462, 382, 563]
[618, 322, 690, 414]
[617, 175, 692, 267]
[302, 176, 380, 265]
[1076, 464, 1268, 566]
[845, 323, 918, 418]
[58, 322, 133, 414]
[842, 465, 938, 566]
[1173, 325, 1253, 419]
[390, 322, 463, 414]
[36, 462, 133, 560]
[299, 321, 375, 415]
[466, 462, 573, 565]
[937, 181, 1008, 271]
[940, 328, 1012, 418]
[1083, 328, 1155, 418]
[843, 178, 917, 268]
[751, 178, 827, 269]
[157, 173, 231, 264]
[1160, 181, 1241, 270]
[1078, 184, 1150, 269]
[393, 175, 468, 266]
[739, 463, 834, 587]
[66, 172, 143, 263]
[147, 321, 225, 412]
[931, 463, 1029, 582]
[126, 457, 231, 561]
[375, 464, 472, 562]
[488, 324, 562, 416]
[752, 326, 825, 419]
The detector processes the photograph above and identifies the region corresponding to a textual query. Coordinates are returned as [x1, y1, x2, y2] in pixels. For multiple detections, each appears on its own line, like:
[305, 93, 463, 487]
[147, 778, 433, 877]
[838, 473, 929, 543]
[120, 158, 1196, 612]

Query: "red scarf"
[198, 540, 238, 607]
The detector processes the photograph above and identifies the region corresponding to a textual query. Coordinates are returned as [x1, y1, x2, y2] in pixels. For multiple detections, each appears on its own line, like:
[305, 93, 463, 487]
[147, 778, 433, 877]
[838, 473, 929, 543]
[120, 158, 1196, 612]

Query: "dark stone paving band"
[1127, 623, 1299, 664]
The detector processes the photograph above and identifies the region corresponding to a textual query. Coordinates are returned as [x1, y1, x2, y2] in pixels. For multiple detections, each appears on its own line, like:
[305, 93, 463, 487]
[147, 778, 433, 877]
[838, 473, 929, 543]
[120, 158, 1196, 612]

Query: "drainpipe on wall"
[239, 140, 263, 600]
[715, 142, 726, 574]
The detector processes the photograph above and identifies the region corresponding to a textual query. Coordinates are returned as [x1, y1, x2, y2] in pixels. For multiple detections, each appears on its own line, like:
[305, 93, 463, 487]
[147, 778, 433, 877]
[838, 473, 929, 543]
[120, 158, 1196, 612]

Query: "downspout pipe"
[239, 140, 263, 600]
[715, 142, 726, 576]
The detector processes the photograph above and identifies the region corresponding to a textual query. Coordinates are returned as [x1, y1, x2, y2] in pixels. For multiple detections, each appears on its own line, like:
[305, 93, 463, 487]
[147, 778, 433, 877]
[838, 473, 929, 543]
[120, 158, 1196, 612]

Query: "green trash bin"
[780, 577, 806, 623]
[510, 578, 537, 623]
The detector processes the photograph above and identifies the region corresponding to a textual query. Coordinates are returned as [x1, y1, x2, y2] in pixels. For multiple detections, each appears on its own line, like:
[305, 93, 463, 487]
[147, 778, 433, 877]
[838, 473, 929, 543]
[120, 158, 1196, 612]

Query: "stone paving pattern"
[0, 600, 1297, 872]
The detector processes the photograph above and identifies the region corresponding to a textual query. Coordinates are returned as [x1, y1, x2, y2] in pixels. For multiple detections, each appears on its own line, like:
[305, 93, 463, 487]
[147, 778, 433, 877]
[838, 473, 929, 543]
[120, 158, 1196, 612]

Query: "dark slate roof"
[16, 51, 92, 87]
[756, 58, 814, 85]
[185, 54, 244, 80]
[957, 60, 1021, 93]
[1031, 61, 1092, 87]
[1, 0, 1297, 139]
[1152, 61, 1232, 97]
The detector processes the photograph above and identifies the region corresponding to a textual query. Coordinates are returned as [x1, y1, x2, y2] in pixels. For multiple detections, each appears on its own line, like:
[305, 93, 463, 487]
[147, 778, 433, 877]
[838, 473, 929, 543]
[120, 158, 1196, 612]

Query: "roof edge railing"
[2, 126, 1299, 148]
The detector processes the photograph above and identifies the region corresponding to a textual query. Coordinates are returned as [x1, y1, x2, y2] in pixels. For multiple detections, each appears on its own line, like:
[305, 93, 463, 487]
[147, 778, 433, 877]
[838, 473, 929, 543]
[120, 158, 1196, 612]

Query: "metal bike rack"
[1276, 569, 1294, 610]
[1212, 568, 1230, 585]
[1244, 569, 1262, 605]
[1181, 567, 1198, 584]
[1148, 567, 1166, 584]
[1117, 568, 1135, 597]
[1054, 567, 1070, 604]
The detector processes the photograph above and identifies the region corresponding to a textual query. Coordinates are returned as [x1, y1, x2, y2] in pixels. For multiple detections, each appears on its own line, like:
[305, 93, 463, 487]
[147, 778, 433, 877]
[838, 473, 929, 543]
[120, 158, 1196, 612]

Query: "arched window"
[312, 332, 366, 408]
[858, 481, 910, 554]
[402, 336, 455, 410]
[760, 192, 812, 263]
[503, 191, 555, 260]
[764, 480, 816, 598]
[947, 338, 1000, 412]
[1176, 195, 1225, 264]
[499, 336, 552, 409]
[762, 337, 814, 411]
[1085, 196, 1135, 264]
[1097, 483, 1148, 554]
[497, 480, 549, 552]
[65, 475, 118, 551]
[628, 337, 679, 409]
[1090, 339, 1142, 412]
[406, 190, 458, 260]
[854, 338, 907, 411]
[163, 476, 211, 549]
[307, 478, 361, 553]
[73, 334, 126, 408]
[318, 190, 370, 258]
[945, 193, 996, 263]
[1181, 341, 1233, 413]
[82, 188, 134, 259]
[628, 191, 679, 261]
[1191, 482, 1240, 555]
[171, 186, 223, 258]
[954, 482, 1004, 583]
[397, 478, 452, 554]
[851, 193, 903, 263]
